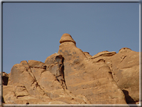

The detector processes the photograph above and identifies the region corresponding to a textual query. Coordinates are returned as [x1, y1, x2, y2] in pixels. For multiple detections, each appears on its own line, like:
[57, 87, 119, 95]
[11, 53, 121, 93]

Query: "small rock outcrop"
[2, 33, 140, 105]
[59, 33, 76, 45]
[110, 47, 139, 104]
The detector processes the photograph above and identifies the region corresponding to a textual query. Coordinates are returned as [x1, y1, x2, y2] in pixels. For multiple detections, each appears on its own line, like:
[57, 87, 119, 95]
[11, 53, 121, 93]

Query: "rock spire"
[59, 33, 76, 45]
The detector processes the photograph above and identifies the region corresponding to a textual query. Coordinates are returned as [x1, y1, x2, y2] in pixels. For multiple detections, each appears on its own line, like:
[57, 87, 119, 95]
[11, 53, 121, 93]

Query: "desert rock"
[59, 33, 76, 45]
[58, 33, 127, 104]
[2, 33, 140, 105]
[110, 47, 139, 103]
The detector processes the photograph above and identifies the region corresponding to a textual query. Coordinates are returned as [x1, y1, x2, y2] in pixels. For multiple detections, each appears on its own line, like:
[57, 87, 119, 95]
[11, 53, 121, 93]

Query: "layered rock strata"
[2, 33, 140, 105]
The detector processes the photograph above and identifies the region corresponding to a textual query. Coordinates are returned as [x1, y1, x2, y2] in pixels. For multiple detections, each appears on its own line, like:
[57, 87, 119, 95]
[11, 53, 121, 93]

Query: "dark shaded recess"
[2, 96, 5, 103]
[108, 71, 114, 80]
[55, 56, 65, 78]
[55, 55, 64, 63]
[61, 62, 68, 89]
[55, 56, 67, 89]
[55, 56, 61, 63]
[42, 65, 46, 70]
[62, 57, 64, 63]
[122, 90, 137, 104]
[60, 65, 65, 79]
[2, 76, 8, 85]
[26, 102, 29, 104]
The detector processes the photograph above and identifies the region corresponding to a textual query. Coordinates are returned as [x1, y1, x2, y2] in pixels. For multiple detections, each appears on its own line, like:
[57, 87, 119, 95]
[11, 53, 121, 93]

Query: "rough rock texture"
[58, 34, 126, 104]
[110, 48, 139, 104]
[3, 58, 87, 104]
[2, 33, 140, 105]
[90, 47, 140, 104]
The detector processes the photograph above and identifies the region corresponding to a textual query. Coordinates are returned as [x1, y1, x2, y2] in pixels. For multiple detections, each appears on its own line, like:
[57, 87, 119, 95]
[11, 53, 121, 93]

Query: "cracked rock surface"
[2, 33, 140, 105]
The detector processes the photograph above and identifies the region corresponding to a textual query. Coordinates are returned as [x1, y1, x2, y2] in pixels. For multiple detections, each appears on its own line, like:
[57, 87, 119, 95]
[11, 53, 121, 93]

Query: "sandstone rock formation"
[2, 33, 140, 105]
[91, 47, 140, 104]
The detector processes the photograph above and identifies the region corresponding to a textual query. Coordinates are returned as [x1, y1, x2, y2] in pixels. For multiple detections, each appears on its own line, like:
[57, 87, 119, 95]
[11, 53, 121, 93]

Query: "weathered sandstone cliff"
[2, 33, 140, 105]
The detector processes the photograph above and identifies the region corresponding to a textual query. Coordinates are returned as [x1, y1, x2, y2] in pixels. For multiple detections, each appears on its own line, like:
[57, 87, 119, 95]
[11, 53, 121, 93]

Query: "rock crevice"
[2, 33, 140, 105]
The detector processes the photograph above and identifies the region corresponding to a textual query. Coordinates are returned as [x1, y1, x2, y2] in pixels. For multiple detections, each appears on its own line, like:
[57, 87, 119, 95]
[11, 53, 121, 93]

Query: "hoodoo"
[2, 33, 140, 105]
[59, 33, 76, 45]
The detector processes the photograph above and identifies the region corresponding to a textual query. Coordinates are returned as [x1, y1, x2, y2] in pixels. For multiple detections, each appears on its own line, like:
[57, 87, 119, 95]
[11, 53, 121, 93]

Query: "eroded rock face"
[3, 54, 87, 104]
[110, 48, 139, 103]
[2, 33, 140, 105]
[45, 53, 67, 90]
[58, 33, 126, 104]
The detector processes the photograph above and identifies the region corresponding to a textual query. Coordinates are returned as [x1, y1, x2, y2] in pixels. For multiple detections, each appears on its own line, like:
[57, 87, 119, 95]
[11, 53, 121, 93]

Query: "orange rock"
[2, 34, 140, 105]
[83, 52, 92, 58]
[28, 60, 46, 69]
[110, 47, 139, 103]
[59, 33, 76, 45]
[58, 34, 127, 104]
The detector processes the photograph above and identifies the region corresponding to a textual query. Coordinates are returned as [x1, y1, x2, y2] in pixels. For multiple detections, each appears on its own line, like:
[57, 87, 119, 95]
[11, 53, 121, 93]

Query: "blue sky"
[3, 3, 139, 73]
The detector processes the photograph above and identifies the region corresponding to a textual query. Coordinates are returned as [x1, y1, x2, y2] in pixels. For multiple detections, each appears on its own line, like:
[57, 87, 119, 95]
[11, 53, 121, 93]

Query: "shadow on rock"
[2, 73, 9, 85]
[2, 96, 5, 103]
[122, 90, 137, 104]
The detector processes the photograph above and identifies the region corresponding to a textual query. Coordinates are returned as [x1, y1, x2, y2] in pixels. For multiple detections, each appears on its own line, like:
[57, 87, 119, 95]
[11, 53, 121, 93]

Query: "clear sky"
[3, 2, 139, 74]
